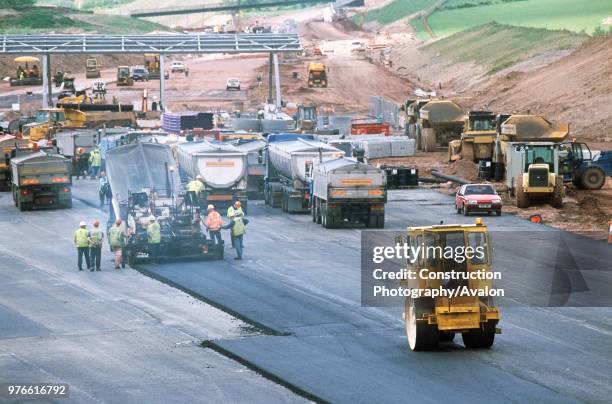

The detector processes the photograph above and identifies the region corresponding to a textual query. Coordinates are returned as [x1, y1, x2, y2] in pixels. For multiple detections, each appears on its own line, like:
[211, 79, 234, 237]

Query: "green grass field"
[422, 22, 587, 73]
[425, 0, 612, 37]
[362, 0, 436, 25]
[0, 7, 167, 34]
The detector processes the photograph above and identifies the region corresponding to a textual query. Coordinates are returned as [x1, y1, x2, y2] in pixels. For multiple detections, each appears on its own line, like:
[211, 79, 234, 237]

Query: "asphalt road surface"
[140, 188, 611, 403]
[1, 182, 610, 403]
[0, 183, 304, 404]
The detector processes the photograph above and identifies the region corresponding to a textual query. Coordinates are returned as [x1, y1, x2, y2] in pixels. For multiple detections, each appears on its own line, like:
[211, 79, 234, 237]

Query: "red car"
[455, 183, 502, 216]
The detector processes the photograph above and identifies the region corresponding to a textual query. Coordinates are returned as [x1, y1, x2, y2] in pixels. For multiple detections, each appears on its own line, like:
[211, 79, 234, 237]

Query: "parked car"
[171, 61, 186, 73]
[455, 183, 502, 216]
[132, 67, 149, 82]
[226, 78, 241, 91]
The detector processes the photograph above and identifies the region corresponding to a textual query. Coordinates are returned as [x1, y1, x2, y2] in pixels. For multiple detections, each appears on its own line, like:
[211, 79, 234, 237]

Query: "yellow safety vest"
[147, 222, 161, 244]
[109, 225, 124, 248]
[90, 152, 101, 167]
[90, 228, 103, 247]
[187, 180, 204, 193]
[74, 228, 90, 248]
[231, 217, 246, 237]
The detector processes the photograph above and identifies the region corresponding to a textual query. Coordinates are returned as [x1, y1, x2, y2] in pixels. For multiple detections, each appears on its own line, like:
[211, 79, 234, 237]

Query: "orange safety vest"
[206, 211, 222, 231]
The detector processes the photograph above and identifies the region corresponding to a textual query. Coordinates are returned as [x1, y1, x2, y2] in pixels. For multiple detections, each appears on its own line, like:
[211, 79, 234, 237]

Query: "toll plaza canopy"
[0, 33, 302, 54]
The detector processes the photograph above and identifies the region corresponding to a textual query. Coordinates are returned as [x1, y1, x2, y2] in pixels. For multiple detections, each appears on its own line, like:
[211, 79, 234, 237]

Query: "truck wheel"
[580, 166, 605, 190]
[324, 214, 335, 229]
[376, 214, 385, 228]
[462, 205, 469, 216]
[311, 197, 317, 222]
[515, 176, 530, 208]
[316, 199, 322, 224]
[405, 297, 438, 351]
[367, 214, 376, 228]
[415, 124, 422, 150]
[422, 128, 437, 152]
[439, 332, 455, 342]
[63, 199, 73, 209]
[572, 176, 584, 189]
[550, 177, 564, 208]
[462, 321, 496, 349]
[127, 250, 136, 268]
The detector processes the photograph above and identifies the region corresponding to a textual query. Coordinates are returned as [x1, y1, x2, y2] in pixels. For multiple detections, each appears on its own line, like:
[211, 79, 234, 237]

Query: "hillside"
[414, 0, 612, 38]
[0, 6, 168, 34]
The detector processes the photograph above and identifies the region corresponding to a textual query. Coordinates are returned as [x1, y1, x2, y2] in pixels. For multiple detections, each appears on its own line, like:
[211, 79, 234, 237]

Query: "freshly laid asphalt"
[1, 181, 610, 403]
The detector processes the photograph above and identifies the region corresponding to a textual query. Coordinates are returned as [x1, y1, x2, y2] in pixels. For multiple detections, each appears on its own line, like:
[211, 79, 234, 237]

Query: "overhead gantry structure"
[0, 33, 303, 110]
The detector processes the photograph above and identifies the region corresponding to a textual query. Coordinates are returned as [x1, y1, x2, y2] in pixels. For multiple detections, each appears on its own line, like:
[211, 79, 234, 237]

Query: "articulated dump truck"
[406, 99, 465, 152]
[11, 150, 72, 211]
[264, 134, 344, 213]
[311, 157, 386, 228]
[400, 219, 500, 351]
[307, 62, 328, 88]
[176, 140, 249, 213]
[105, 141, 222, 265]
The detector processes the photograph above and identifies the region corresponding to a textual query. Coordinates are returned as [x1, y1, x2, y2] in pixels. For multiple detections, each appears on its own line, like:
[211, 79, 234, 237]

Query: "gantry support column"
[159, 53, 165, 111]
[268, 53, 274, 104]
[273, 53, 281, 109]
[42, 54, 52, 108]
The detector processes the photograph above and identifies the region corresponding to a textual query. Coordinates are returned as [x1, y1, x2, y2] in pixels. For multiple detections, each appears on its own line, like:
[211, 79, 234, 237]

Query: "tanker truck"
[311, 158, 387, 228]
[264, 134, 344, 213]
[176, 140, 249, 213]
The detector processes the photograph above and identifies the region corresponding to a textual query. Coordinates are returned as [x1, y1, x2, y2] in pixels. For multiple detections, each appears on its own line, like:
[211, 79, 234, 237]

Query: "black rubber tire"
[515, 175, 530, 208]
[496, 210, 502, 216]
[422, 128, 437, 152]
[580, 166, 606, 190]
[463, 205, 469, 216]
[462, 321, 496, 349]
[316, 199, 322, 224]
[572, 177, 584, 189]
[311, 197, 317, 222]
[127, 250, 136, 268]
[376, 214, 385, 228]
[405, 297, 439, 351]
[455, 204, 461, 214]
[550, 177, 564, 208]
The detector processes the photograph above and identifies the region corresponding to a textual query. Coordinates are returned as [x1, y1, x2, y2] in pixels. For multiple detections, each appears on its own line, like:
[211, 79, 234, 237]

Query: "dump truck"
[311, 157, 386, 228]
[86, 58, 101, 79]
[404, 98, 430, 139]
[400, 219, 500, 350]
[176, 140, 249, 213]
[307, 62, 328, 88]
[117, 66, 133, 86]
[10, 57, 42, 86]
[448, 111, 497, 162]
[506, 142, 564, 208]
[11, 150, 72, 211]
[0, 135, 30, 190]
[264, 134, 344, 213]
[411, 100, 465, 152]
[144, 54, 161, 79]
[105, 141, 222, 265]
[234, 139, 266, 199]
[494, 115, 569, 176]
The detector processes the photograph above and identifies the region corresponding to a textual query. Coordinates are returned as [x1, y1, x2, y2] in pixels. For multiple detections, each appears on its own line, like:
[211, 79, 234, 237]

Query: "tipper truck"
[264, 134, 344, 213]
[176, 140, 249, 213]
[234, 139, 266, 199]
[311, 158, 386, 228]
[406, 99, 465, 152]
[11, 150, 72, 211]
[0, 135, 30, 190]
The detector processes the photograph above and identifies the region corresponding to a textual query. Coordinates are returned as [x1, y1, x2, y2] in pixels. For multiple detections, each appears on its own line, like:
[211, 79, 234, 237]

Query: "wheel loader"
[400, 219, 500, 351]
[116, 66, 133, 86]
[506, 142, 564, 208]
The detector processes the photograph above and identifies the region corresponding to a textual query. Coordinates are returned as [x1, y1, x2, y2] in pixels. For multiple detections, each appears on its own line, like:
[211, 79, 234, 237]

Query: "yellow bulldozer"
[400, 219, 500, 350]
[117, 66, 133, 86]
[307, 62, 328, 88]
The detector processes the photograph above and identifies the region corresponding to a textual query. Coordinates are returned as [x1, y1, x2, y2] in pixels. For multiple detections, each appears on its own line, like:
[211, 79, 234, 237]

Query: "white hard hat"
[196, 175, 203, 180]
[79, 221, 86, 227]
[149, 216, 156, 221]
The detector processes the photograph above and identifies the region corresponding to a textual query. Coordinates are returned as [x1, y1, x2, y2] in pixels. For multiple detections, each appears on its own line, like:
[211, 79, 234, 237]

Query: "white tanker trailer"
[264, 134, 344, 213]
[176, 140, 249, 213]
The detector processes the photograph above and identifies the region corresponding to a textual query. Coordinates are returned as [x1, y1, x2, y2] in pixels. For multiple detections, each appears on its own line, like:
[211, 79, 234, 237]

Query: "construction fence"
[369, 96, 400, 129]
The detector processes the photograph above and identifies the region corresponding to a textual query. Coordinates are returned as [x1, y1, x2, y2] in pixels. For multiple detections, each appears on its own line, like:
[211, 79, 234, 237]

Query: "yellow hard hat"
[207, 204, 214, 210]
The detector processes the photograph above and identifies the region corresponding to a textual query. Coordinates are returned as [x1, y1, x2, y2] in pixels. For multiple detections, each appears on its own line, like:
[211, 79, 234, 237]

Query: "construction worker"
[109, 218, 126, 270]
[89, 149, 102, 179]
[31, 64, 39, 77]
[89, 220, 104, 271]
[99, 171, 111, 207]
[222, 212, 247, 260]
[75, 148, 90, 179]
[74, 221, 91, 271]
[226, 200, 244, 248]
[205, 204, 223, 245]
[187, 175, 205, 194]
[146, 216, 161, 263]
